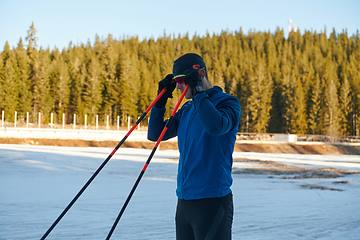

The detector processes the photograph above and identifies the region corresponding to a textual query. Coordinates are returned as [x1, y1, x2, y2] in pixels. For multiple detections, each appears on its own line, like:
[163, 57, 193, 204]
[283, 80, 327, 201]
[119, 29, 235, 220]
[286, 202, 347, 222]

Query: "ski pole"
[105, 86, 189, 240]
[40, 89, 167, 240]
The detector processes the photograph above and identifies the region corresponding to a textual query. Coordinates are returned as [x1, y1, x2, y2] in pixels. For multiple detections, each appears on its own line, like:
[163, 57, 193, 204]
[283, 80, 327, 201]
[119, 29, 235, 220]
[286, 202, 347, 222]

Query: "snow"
[1, 144, 360, 240]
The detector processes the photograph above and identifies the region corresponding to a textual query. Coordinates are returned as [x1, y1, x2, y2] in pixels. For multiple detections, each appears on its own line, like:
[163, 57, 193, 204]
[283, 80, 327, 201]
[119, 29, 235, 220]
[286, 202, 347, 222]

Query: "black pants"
[175, 193, 233, 240]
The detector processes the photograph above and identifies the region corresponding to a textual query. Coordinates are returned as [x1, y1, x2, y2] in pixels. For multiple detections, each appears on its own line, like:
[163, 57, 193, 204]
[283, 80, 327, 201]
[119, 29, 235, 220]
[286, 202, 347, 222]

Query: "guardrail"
[236, 132, 360, 144]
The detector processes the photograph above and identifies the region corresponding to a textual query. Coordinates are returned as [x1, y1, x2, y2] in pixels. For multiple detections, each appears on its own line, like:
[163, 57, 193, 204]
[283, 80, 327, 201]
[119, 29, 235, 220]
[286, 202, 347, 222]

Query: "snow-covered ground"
[1, 144, 360, 240]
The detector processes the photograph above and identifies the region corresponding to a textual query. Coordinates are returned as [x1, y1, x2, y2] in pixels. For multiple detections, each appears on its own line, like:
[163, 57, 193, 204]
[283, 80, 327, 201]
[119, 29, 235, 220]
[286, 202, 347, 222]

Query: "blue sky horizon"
[1, 0, 359, 51]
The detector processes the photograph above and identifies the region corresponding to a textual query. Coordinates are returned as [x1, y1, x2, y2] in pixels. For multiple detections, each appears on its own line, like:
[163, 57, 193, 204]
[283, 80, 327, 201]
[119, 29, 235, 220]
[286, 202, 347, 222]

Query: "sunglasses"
[173, 65, 205, 84]
[173, 74, 185, 84]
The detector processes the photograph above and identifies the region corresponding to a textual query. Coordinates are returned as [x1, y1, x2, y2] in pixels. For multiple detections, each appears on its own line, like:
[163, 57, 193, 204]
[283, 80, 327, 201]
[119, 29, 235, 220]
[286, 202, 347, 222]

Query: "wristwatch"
[195, 85, 205, 93]
[192, 85, 206, 97]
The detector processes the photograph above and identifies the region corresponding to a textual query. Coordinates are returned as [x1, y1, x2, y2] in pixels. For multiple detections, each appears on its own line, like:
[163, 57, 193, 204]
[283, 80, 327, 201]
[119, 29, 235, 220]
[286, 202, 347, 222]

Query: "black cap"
[173, 53, 206, 76]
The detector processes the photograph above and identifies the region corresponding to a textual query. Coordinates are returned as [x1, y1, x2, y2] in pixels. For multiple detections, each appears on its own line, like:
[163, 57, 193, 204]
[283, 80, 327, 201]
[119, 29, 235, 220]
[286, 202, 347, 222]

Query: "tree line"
[1, 23, 360, 136]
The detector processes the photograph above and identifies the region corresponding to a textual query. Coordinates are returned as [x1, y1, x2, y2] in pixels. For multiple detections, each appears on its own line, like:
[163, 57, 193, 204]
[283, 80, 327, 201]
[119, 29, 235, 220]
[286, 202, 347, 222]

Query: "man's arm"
[193, 93, 241, 136]
[147, 74, 178, 142]
[147, 106, 179, 141]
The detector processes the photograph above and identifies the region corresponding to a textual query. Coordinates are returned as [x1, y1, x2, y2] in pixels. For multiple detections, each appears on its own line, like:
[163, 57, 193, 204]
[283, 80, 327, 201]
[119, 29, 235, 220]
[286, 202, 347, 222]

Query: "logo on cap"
[193, 64, 200, 70]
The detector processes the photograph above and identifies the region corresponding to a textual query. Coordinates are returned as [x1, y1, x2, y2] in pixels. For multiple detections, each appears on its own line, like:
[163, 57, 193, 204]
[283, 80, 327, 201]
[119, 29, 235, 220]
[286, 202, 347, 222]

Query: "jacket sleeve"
[147, 106, 179, 142]
[193, 92, 241, 136]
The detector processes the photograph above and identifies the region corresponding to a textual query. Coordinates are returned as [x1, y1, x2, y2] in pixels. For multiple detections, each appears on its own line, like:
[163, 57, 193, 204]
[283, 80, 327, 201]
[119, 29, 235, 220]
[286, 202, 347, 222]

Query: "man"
[147, 53, 241, 240]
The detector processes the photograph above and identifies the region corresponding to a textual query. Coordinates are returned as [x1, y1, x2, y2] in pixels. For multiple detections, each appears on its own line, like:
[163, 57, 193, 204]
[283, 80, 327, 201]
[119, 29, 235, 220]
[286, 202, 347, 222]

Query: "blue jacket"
[147, 86, 241, 200]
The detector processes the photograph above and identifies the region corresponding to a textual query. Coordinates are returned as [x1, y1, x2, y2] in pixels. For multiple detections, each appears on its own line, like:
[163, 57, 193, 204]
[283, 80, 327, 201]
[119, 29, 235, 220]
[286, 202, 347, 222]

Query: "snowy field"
[1, 144, 360, 240]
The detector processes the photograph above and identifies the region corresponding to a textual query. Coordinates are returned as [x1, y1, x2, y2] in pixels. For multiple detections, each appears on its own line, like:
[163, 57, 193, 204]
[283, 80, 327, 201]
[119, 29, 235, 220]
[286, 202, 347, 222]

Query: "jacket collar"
[206, 86, 223, 98]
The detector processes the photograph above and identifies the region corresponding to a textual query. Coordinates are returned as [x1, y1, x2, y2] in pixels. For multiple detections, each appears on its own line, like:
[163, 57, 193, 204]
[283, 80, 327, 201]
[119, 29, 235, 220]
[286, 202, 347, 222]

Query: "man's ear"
[198, 68, 206, 78]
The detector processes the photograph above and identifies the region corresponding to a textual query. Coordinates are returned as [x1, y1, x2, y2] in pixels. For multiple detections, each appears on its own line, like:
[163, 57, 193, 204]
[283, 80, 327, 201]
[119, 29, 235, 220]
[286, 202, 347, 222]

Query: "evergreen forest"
[1, 23, 360, 136]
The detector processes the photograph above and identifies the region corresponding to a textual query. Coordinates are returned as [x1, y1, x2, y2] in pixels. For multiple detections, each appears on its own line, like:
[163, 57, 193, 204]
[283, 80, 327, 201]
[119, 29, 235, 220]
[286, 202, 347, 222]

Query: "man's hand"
[154, 74, 175, 109]
[183, 68, 205, 98]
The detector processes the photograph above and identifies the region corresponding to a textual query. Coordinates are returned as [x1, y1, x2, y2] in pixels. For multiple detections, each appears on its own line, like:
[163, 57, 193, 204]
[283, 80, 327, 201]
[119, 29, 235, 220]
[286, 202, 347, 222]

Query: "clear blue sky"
[1, 0, 359, 51]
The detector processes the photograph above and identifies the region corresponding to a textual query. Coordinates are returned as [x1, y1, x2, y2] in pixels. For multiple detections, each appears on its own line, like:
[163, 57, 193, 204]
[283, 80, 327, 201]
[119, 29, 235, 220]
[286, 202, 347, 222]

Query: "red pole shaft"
[40, 89, 167, 240]
[106, 86, 189, 239]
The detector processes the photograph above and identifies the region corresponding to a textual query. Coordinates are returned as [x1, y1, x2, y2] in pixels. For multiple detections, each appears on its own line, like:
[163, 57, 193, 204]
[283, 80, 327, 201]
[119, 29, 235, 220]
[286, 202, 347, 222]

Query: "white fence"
[0, 110, 155, 141]
[0, 127, 170, 142]
[1, 110, 143, 131]
[2, 127, 360, 145]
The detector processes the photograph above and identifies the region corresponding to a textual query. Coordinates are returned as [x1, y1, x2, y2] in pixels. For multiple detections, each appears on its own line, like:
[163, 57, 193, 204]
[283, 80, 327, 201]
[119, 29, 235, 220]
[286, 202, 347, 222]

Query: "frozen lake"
[1, 144, 360, 240]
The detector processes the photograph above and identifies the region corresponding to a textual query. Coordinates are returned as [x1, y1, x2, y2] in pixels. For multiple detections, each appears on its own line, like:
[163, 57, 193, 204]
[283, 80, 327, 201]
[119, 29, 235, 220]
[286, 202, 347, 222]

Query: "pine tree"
[291, 75, 308, 134]
[2, 50, 19, 120]
[83, 53, 103, 121]
[67, 44, 86, 123]
[267, 32, 283, 133]
[116, 52, 131, 126]
[348, 53, 360, 136]
[25, 22, 38, 49]
[37, 50, 53, 122]
[248, 58, 273, 133]
[0, 53, 4, 111]
[324, 60, 340, 139]
[100, 34, 118, 123]
[0, 44, 8, 112]
[50, 54, 70, 117]
[308, 74, 322, 134]
[282, 69, 296, 133]
[338, 70, 352, 135]
[14, 38, 32, 117]
[2, 41, 11, 64]
[280, 41, 295, 133]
